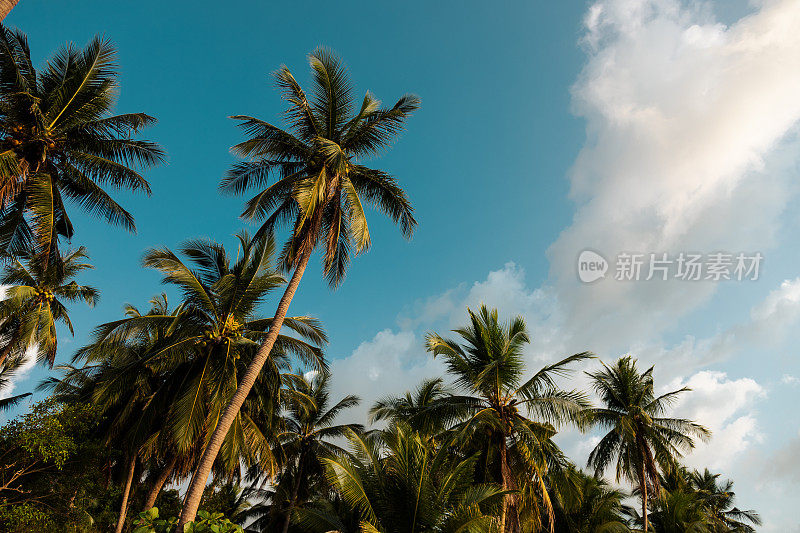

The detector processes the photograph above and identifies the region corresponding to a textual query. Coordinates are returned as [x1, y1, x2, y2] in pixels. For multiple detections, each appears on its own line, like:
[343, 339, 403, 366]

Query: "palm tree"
[0, 2, 18, 21]
[0, 26, 164, 259]
[179, 48, 418, 526]
[0, 352, 30, 411]
[688, 469, 761, 532]
[298, 424, 505, 533]
[142, 453, 179, 511]
[64, 233, 326, 531]
[425, 305, 592, 533]
[81, 232, 326, 471]
[551, 467, 630, 533]
[369, 377, 453, 441]
[49, 325, 153, 533]
[63, 299, 170, 533]
[112, 296, 184, 513]
[44, 294, 188, 520]
[273, 371, 361, 533]
[625, 487, 708, 533]
[586, 356, 711, 532]
[0, 246, 97, 368]
[200, 480, 260, 527]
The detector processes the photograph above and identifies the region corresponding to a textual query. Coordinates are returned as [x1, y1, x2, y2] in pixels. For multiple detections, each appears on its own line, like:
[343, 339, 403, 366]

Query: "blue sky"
[5, 1, 800, 531]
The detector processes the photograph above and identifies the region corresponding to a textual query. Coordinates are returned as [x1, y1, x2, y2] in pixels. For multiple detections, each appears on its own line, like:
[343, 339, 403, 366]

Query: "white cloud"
[327, 329, 445, 426]
[572, 435, 602, 464]
[749, 278, 800, 337]
[397, 262, 569, 364]
[781, 374, 800, 385]
[667, 371, 765, 469]
[545, 0, 800, 358]
[325, 2, 800, 528]
[619, 275, 800, 376]
[390, 0, 800, 397]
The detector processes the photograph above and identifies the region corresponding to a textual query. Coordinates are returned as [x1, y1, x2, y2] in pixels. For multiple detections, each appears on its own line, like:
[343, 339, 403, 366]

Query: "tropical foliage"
[305, 423, 506, 533]
[178, 47, 420, 527]
[0, 351, 30, 410]
[424, 305, 592, 533]
[586, 356, 711, 532]
[0, 400, 125, 532]
[0, 26, 163, 260]
[46, 232, 327, 530]
[261, 371, 361, 532]
[0, 27, 761, 533]
[0, 246, 97, 367]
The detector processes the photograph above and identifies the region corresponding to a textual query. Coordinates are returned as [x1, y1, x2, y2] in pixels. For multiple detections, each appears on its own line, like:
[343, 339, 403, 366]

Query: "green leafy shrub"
[0, 503, 57, 532]
[133, 507, 244, 533]
[0, 399, 122, 531]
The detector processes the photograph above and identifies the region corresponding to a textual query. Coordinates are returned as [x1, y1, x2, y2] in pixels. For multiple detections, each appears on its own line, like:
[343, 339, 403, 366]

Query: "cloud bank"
[330, 1, 800, 530]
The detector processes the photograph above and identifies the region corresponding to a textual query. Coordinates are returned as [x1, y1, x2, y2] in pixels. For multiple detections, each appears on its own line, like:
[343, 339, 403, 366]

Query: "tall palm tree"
[113, 295, 185, 513]
[688, 469, 761, 532]
[42, 294, 187, 519]
[0, 26, 164, 259]
[81, 232, 326, 468]
[586, 356, 711, 532]
[0, 2, 18, 21]
[298, 424, 505, 533]
[89, 298, 192, 533]
[0, 246, 97, 367]
[47, 318, 154, 533]
[179, 48, 418, 526]
[273, 371, 361, 533]
[66, 233, 327, 531]
[425, 305, 592, 533]
[56, 297, 174, 533]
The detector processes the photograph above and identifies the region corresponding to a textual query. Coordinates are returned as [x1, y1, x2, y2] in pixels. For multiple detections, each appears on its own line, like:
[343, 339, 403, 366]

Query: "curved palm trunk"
[143, 455, 178, 511]
[178, 249, 313, 528]
[114, 455, 137, 533]
[0, 0, 19, 21]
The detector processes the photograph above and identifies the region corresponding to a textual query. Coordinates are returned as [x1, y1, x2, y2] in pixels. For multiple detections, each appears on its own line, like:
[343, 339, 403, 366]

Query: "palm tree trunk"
[114, 455, 137, 533]
[499, 442, 508, 533]
[498, 435, 520, 533]
[281, 459, 305, 533]
[177, 248, 313, 529]
[640, 462, 649, 532]
[143, 455, 178, 511]
[0, 0, 19, 21]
